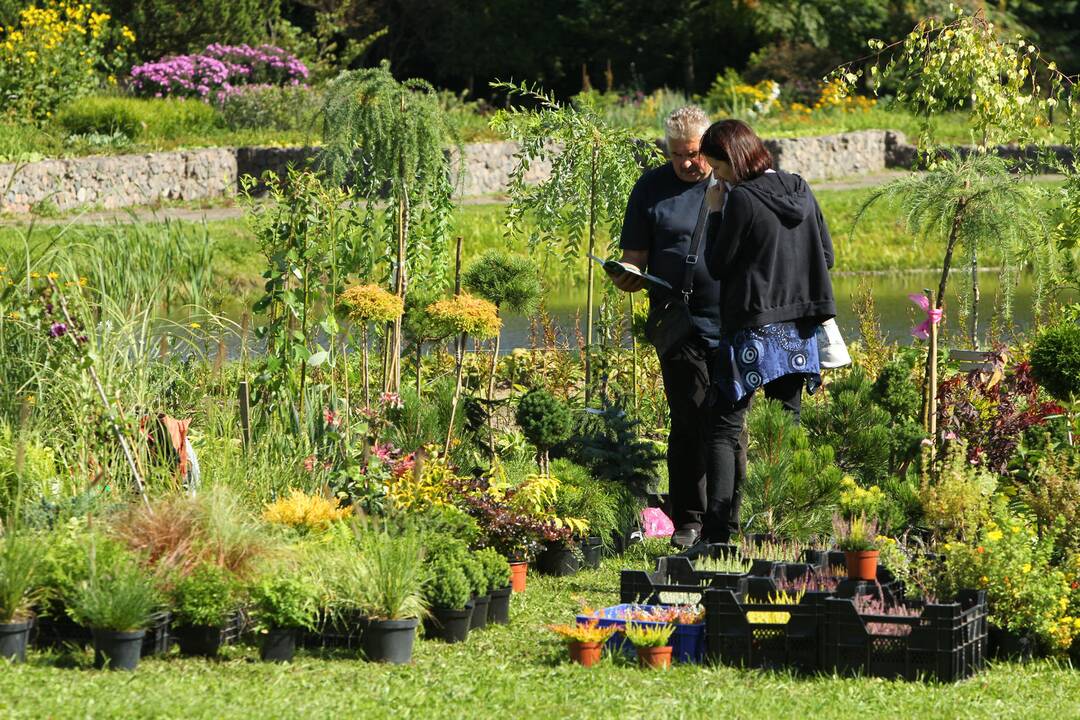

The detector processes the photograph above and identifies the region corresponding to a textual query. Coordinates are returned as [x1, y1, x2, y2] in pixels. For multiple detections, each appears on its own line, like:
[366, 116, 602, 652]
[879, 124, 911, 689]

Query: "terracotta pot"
[510, 562, 528, 593]
[568, 640, 603, 667]
[844, 550, 879, 581]
[637, 645, 673, 669]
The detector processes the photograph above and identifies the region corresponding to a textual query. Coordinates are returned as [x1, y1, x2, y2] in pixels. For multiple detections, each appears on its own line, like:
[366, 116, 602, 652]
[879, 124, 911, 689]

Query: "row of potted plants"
[550, 619, 679, 669]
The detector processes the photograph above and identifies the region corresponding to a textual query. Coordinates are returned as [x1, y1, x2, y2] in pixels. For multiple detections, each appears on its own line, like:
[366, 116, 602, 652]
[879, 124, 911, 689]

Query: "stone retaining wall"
[1, 131, 1073, 213]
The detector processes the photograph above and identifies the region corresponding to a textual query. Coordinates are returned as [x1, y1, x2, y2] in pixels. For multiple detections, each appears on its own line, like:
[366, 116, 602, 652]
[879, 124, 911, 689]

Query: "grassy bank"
[0, 555, 1075, 720]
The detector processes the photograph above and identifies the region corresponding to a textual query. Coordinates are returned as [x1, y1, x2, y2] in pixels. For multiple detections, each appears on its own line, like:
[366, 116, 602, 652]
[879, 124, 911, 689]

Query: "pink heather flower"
[49, 322, 67, 338]
[323, 408, 341, 428]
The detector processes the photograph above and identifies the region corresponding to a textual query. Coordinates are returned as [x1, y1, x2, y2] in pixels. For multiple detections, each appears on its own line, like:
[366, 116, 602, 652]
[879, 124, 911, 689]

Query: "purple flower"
[49, 322, 67, 338]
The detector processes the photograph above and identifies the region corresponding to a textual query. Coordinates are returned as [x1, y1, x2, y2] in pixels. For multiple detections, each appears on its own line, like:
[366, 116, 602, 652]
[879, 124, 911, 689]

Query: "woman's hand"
[706, 182, 727, 213]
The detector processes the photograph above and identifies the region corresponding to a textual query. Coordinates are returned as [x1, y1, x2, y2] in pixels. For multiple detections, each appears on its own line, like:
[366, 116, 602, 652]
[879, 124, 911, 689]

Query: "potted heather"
[0, 534, 39, 663]
[170, 563, 240, 657]
[834, 514, 881, 582]
[548, 619, 617, 667]
[477, 547, 512, 625]
[249, 571, 319, 662]
[624, 622, 676, 669]
[423, 554, 473, 644]
[355, 526, 428, 664]
[69, 555, 160, 671]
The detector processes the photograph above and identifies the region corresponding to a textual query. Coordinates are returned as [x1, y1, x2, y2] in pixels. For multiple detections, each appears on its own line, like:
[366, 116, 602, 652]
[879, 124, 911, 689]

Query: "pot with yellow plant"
[548, 619, 617, 667]
[834, 513, 881, 582]
[625, 621, 675, 669]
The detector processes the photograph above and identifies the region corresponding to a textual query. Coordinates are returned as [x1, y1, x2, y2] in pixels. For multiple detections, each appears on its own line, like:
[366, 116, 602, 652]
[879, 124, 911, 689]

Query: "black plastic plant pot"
[538, 546, 580, 576]
[363, 618, 419, 664]
[174, 624, 224, 657]
[0, 619, 32, 662]
[427, 606, 472, 643]
[488, 586, 512, 625]
[989, 624, 1036, 662]
[92, 628, 146, 671]
[260, 627, 298, 662]
[580, 537, 603, 569]
[470, 594, 491, 630]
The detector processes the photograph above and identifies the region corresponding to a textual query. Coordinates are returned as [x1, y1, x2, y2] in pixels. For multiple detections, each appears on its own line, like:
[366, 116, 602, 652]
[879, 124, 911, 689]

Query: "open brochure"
[588, 254, 673, 290]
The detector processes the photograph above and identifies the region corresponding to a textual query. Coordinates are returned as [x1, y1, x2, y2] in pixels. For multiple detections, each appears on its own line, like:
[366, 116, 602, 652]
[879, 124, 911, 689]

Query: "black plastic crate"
[220, 610, 248, 645]
[704, 588, 830, 672]
[823, 590, 988, 682]
[301, 611, 367, 650]
[31, 610, 92, 648]
[621, 558, 751, 604]
[141, 611, 172, 656]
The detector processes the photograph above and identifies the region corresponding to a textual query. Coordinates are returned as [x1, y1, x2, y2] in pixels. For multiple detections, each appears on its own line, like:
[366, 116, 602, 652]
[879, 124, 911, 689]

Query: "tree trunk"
[970, 250, 979, 349]
[487, 326, 500, 457]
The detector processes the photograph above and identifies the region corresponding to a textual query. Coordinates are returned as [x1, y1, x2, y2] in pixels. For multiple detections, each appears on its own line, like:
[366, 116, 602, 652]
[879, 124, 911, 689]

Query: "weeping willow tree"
[321, 61, 457, 395]
[833, 5, 1077, 346]
[854, 153, 1054, 346]
[490, 82, 663, 405]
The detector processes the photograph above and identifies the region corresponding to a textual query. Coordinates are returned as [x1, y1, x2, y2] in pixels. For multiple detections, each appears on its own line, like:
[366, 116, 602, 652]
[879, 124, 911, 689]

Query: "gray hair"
[664, 106, 710, 145]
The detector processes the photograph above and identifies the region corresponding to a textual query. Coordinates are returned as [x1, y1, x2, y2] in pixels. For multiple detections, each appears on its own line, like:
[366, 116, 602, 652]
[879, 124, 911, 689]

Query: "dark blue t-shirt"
[619, 163, 722, 343]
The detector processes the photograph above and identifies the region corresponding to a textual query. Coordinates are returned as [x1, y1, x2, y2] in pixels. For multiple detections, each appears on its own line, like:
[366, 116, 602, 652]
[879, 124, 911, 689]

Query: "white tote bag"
[816, 318, 851, 369]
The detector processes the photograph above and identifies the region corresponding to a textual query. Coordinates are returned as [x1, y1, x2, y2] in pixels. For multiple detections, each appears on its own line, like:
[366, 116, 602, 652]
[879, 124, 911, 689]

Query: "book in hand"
[588, 254, 672, 290]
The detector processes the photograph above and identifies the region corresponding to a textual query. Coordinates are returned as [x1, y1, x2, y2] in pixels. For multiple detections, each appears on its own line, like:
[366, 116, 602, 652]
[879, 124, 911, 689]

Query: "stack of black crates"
[619, 543, 988, 681]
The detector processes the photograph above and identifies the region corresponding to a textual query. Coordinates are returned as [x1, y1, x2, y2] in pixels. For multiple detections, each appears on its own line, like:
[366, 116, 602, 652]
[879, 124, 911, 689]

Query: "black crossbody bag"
[644, 190, 711, 359]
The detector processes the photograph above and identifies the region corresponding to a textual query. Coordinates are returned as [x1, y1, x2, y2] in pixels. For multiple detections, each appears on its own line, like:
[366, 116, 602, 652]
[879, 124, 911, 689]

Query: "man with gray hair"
[609, 105, 746, 548]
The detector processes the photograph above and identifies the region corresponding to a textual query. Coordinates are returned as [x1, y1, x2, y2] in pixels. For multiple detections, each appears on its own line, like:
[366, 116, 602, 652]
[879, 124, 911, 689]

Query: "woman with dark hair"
[698, 118, 836, 542]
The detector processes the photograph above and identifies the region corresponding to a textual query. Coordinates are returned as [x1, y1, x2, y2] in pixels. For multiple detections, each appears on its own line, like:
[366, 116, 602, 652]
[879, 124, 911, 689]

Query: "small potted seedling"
[834, 514, 880, 582]
[423, 555, 473, 644]
[624, 622, 675, 669]
[249, 571, 318, 662]
[548, 619, 617, 667]
[170, 562, 240, 657]
[477, 548, 512, 625]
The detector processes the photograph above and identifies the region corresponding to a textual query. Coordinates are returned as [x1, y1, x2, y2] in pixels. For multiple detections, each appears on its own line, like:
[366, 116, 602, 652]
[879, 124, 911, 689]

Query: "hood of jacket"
[734, 170, 813, 228]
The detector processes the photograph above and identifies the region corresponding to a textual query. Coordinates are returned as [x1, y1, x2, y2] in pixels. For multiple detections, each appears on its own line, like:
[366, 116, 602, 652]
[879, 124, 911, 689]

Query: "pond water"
[495, 271, 1052, 353]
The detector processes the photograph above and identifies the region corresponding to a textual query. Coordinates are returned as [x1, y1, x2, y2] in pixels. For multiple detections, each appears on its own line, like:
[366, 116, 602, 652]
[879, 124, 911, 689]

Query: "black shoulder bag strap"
[679, 183, 713, 304]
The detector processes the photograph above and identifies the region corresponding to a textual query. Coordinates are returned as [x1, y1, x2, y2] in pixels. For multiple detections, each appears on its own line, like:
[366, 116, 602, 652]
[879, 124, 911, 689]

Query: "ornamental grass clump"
[263, 489, 353, 533]
[69, 553, 160, 633]
[0, 534, 40, 624]
[340, 284, 405, 410]
[353, 525, 427, 621]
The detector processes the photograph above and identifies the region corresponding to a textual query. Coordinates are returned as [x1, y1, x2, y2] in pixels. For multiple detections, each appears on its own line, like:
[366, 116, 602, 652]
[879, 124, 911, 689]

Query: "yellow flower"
[120, 26, 135, 43]
[46, 271, 59, 280]
[29, 272, 39, 279]
[1022, 563, 1032, 573]
[7, 311, 20, 320]
[986, 529, 1003, 542]
[189, 322, 201, 329]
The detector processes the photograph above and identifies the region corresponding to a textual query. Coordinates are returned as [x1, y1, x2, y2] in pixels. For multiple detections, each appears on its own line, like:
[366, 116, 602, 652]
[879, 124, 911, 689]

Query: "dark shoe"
[670, 528, 700, 549]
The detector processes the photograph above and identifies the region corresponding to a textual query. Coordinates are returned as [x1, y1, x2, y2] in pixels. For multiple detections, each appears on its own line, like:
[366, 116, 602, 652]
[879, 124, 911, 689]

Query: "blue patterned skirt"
[710, 322, 821, 404]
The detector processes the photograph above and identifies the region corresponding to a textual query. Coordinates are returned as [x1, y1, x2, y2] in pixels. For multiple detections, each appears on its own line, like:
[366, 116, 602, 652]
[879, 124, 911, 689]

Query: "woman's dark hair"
[699, 119, 773, 183]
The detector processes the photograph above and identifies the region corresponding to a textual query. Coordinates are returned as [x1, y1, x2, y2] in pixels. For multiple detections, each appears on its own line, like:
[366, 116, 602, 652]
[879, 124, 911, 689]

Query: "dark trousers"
[658, 341, 748, 541]
[704, 372, 805, 541]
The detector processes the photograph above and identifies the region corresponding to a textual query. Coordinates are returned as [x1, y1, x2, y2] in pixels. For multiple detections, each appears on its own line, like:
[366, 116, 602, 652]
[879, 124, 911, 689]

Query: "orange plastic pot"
[510, 562, 528, 593]
[637, 645, 672, 669]
[845, 550, 880, 581]
[569, 640, 603, 667]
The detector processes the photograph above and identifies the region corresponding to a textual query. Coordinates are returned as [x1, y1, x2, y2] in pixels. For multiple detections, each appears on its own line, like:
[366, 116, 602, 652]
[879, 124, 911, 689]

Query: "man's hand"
[609, 250, 649, 292]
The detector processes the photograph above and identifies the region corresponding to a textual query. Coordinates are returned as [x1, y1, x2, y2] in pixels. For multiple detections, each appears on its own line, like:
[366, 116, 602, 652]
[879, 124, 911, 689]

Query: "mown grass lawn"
[2, 557, 1077, 720]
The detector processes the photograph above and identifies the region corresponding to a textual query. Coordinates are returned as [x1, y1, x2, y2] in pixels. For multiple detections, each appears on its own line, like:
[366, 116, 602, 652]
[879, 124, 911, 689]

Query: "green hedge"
[55, 96, 221, 140]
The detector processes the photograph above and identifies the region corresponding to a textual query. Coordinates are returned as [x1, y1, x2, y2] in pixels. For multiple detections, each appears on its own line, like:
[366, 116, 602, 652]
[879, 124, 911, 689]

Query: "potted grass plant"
[249, 571, 319, 662]
[834, 514, 881, 582]
[69, 555, 160, 671]
[423, 554, 473, 644]
[548, 619, 617, 667]
[477, 548, 512, 625]
[0, 534, 39, 663]
[624, 622, 675, 669]
[170, 562, 239, 657]
[355, 525, 428, 664]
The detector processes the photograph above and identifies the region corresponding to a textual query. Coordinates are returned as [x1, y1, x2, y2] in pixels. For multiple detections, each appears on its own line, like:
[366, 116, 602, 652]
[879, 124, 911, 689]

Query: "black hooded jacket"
[706, 170, 836, 330]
